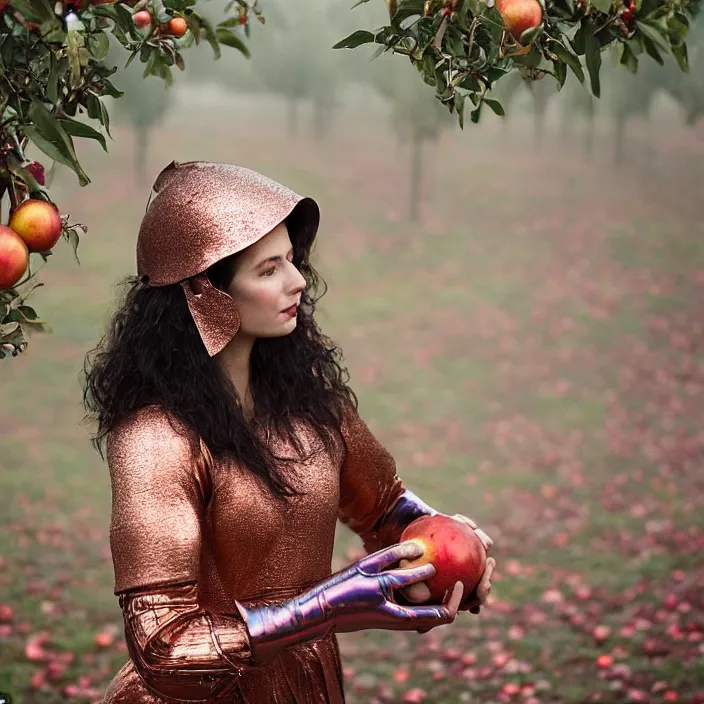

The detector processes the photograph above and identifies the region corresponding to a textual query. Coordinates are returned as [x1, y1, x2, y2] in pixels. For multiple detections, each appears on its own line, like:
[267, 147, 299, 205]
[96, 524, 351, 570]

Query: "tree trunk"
[312, 100, 324, 142]
[134, 123, 149, 186]
[584, 109, 595, 158]
[534, 106, 546, 149]
[287, 98, 298, 139]
[560, 108, 571, 141]
[614, 115, 626, 167]
[409, 132, 423, 223]
[312, 102, 334, 141]
[323, 103, 335, 139]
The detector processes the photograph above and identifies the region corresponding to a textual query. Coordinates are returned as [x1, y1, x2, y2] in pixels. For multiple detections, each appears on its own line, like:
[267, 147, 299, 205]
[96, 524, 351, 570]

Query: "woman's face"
[225, 222, 307, 339]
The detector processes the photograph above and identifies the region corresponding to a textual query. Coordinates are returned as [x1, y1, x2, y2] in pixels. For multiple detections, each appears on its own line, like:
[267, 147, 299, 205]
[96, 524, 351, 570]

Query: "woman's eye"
[262, 256, 293, 276]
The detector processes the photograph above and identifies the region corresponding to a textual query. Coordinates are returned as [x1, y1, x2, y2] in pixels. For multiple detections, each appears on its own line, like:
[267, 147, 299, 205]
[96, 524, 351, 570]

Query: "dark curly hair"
[80, 217, 358, 501]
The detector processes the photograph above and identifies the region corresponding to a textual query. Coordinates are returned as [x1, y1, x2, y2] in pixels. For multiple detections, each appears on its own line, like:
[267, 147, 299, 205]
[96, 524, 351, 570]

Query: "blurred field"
[1, 88, 703, 704]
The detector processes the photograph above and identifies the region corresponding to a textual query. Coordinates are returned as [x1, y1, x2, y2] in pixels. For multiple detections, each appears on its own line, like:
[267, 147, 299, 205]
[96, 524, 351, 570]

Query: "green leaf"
[457, 74, 480, 91]
[87, 32, 111, 62]
[552, 58, 567, 88]
[570, 19, 588, 56]
[446, 27, 465, 57]
[196, 12, 221, 60]
[519, 24, 543, 45]
[454, 92, 465, 129]
[590, 0, 611, 13]
[635, 21, 671, 54]
[46, 55, 65, 105]
[370, 44, 387, 61]
[486, 67, 509, 85]
[8, 0, 56, 24]
[143, 52, 172, 86]
[641, 35, 664, 65]
[99, 98, 112, 139]
[511, 45, 542, 69]
[59, 117, 108, 152]
[187, 11, 203, 42]
[17, 306, 39, 322]
[99, 78, 123, 100]
[470, 103, 482, 123]
[214, 28, 250, 57]
[620, 42, 639, 73]
[333, 30, 376, 49]
[68, 230, 81, 266]
[640, 0, 659, 16]
[25, 101, 91, 186]
[86, 93, 101, 121]
[114, 1, 139, 31]
[668, 14, 689, 47]
[672, 42, 688, 72]
[124, 48, 140, 71]
[484, 98, 505, 116]
[218, 16, 242, 28]
[550, 40, 584, 83]
[584, 24, 601, 98]
[90, 4, 118, 19]
[43, 25, 67, 44]
[66, 30, 84, 89]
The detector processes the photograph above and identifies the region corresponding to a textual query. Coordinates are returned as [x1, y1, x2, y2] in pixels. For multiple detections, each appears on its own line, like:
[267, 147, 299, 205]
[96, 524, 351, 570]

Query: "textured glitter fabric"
[180, 273, 242, 357]
[136, 161, 320, 356]
[101, 403, 429, 703]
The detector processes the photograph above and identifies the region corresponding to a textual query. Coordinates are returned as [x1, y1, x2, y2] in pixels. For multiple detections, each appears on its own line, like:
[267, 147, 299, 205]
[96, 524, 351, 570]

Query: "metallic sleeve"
[108, 406, 255, 699]
[120, 582, 254, 701]
[337, 406, 439, 554]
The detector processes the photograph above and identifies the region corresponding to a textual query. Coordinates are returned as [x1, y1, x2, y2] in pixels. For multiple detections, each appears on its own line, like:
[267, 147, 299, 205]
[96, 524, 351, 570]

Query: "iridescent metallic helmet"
[136, 160, 320, 356]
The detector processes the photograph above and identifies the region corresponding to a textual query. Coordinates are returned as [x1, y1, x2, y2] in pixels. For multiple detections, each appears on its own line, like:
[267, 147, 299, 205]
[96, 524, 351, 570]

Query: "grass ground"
[0, 97, 703, 704]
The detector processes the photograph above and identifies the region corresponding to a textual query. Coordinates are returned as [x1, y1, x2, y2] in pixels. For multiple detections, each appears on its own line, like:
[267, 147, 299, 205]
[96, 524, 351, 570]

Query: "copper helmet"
[136, 160, 320, 356]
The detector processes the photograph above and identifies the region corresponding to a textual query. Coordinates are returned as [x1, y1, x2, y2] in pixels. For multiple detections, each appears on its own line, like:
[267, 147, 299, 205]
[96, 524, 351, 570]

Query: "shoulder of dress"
[106, 404, 201, 467]
[106, 405, 214, 507]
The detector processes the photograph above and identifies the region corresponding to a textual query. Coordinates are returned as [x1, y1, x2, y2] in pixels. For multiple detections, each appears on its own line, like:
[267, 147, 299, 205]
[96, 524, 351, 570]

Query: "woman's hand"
[399, 513, 496, 614]
[451, 513, 494, 552]
[451, 513, 495, 614]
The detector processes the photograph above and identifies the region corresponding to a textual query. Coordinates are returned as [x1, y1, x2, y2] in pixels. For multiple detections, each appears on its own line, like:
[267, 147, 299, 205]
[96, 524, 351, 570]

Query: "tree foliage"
[336, 0, 702, 127]
[1, 0, 702, 359]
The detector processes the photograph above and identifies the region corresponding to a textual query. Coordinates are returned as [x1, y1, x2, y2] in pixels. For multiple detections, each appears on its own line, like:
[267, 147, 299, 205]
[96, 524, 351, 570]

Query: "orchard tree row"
[0, 0, 701, 359]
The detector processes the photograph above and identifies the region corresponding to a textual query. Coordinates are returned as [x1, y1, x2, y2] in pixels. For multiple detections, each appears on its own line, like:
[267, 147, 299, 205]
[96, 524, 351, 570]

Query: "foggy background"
[1, 0, 703, 702]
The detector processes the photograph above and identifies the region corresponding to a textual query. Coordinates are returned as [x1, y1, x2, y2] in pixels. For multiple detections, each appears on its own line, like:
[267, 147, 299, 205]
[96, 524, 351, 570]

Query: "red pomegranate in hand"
[399, 515, 486, 603]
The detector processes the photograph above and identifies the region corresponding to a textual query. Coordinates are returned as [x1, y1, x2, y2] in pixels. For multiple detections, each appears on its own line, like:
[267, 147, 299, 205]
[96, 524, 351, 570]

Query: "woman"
[82, 161, 496, 704]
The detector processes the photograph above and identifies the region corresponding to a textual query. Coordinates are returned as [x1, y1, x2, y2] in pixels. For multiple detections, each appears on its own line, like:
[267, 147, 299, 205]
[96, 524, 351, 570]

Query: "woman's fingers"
[445, 581, 464, 616]
[388, 562, 436, 587]
[474, 527, 494, 552]
[475, 557, 496, 605]
[452, 513, 477, 529]
[364, 540, 424, 572]
[401, 582, 432, 603]
[452, 514, 495, 552]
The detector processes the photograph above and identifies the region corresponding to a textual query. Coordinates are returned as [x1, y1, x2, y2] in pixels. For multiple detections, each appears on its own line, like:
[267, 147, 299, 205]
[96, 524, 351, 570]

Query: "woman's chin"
[255, 319, 298, 338]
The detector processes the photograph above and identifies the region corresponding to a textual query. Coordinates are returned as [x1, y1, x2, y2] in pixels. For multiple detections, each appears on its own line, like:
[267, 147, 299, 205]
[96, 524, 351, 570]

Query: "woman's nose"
[288, 265, 306, 293]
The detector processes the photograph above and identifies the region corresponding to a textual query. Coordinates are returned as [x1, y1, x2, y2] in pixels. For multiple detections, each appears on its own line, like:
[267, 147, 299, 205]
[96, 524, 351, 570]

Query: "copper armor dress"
[102, 403, 412, 704]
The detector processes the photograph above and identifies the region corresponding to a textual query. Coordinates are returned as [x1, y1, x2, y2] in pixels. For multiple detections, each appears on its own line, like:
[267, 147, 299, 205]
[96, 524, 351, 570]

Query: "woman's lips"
[282, 304, 298, 317]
